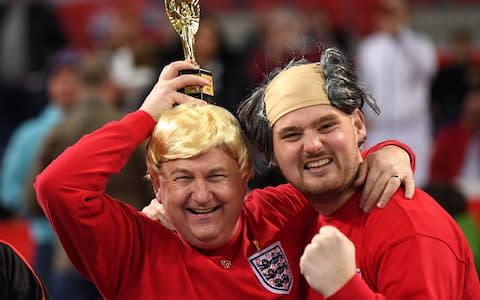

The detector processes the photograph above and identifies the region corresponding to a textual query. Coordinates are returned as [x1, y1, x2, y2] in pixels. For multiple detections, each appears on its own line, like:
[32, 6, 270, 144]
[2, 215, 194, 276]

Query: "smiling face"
[272, 105, 366, 213]
[154, 148, 247, 250]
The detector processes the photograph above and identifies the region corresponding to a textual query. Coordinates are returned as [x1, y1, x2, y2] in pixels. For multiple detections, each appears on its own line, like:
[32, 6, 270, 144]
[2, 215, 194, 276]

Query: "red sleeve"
[34, 110, 156, 297]
[429, 131, 454, 181]
[328, 237, 480, 300]
[429, 126, 468, 183]
[320, 191, 480, 300]
[362, 140, 416, 173]
[328, 275, 379, 300]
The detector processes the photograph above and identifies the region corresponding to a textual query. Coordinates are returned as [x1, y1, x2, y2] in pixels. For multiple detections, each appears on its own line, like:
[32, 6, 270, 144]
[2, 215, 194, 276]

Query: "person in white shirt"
[356, 0, 437, 186]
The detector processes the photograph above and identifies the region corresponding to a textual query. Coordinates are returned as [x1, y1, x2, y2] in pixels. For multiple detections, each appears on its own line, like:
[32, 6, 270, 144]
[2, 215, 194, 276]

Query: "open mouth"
[187, 205, 221, 215]
[304, 158, 331, 170]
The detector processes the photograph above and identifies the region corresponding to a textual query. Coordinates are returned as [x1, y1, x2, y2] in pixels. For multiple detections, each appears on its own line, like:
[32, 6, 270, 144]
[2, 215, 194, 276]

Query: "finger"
[141, 207, 151, 217]
[363, 171, 394, 212]
[354, 161, 367, 188]
[311, 232, 323, 245]
[402, 173, 416, 199]
[159, 61, 197, 80]
[158, 215, 176, 231]
[299, 253, 307, 274]
[359, 165, 380, 210]
[319, 226, 346, 243]
[141, 199, 157, 214]
[356, 162, 369, 208]
[376, 175, 402, 208]
[150, 198, 163, 210]
[168, 74, 210, 91]
[142, 199, 160, 217]
[364, 169, 402, 212]
[319, 225, 339, 235]
[170, 91, 206, 106]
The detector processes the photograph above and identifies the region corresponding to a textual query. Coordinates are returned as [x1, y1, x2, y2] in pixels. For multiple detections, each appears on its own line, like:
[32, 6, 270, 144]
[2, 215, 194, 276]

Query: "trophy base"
[179, 68, 214, 103]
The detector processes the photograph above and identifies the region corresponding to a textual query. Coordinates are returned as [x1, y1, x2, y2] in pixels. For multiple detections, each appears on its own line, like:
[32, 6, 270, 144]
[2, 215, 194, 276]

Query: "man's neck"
[308, 186, 357, 216]
[308, 159, 361, 216]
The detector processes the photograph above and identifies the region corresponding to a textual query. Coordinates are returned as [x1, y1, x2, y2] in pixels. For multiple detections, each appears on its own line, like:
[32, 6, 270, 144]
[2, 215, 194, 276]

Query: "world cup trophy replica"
[165, 0, 214, 103]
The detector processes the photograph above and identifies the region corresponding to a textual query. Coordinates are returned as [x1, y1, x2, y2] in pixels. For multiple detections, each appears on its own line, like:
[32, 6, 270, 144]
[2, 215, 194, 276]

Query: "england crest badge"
[248, 241, 293, 294]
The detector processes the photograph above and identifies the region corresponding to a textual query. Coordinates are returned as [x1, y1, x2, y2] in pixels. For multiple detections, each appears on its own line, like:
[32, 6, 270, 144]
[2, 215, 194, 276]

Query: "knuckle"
[165, 62, 175, 70]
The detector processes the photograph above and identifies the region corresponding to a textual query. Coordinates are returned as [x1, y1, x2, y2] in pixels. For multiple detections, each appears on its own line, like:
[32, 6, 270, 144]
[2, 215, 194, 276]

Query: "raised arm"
[35, 61, 207, 296]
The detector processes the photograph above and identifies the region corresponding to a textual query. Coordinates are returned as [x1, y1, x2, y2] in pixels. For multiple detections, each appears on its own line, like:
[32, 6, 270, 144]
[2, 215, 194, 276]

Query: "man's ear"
[149, 173, 162, 202]
[155, 189, 163, 204]
[352, 109, 367, 145]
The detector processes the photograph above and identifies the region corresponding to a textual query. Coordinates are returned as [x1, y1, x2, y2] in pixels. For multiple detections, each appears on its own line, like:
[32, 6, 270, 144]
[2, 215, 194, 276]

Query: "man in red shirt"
[35, 61, 413, 299]
[238, 47, 480, 299]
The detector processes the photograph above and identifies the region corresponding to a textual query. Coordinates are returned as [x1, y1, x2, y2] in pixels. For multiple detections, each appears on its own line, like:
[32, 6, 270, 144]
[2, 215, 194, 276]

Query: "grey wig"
[237, 47, 380, 166]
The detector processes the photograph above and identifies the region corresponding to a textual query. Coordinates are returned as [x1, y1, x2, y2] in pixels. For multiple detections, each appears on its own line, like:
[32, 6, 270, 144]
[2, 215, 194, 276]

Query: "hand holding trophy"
[165, 0, 214, 102]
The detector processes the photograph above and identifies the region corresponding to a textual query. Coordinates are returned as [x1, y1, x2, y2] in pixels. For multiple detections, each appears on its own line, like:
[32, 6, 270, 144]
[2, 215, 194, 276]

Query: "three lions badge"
[248, 241, 293, 294]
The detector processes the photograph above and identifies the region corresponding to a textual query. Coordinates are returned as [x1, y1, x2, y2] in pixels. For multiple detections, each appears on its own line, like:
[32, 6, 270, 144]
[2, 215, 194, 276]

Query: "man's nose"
[190, 179, 212, 204]
[303, 133, 323, 155]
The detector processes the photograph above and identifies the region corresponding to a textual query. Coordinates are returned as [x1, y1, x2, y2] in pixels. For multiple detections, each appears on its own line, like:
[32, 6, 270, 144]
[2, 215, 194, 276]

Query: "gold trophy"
[165, 0, 214, 102]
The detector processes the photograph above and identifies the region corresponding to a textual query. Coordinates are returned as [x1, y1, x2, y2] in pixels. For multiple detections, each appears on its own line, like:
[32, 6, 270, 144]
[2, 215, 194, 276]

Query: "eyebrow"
[169, 166, 228, 177]
[276, 113, 339, 135]
[169, 169, 192, 177]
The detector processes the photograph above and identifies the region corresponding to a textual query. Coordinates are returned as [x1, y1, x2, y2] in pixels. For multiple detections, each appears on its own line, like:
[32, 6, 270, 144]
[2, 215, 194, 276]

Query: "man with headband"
[35, 60, 414, 299]
[238, 47, 480, 299]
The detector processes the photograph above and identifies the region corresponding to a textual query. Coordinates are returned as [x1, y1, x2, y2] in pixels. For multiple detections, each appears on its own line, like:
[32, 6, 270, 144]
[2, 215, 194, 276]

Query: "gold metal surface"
[165, 0, 200, 66]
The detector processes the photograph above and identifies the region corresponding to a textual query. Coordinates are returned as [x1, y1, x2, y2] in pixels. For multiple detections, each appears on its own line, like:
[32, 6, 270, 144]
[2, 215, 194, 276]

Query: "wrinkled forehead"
[264, 64, 331, 126]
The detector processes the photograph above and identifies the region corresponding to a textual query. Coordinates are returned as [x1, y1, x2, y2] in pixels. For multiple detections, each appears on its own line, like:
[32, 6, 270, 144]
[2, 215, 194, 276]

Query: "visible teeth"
[305, 159, 330, 169]
[189, 207, 217, 214]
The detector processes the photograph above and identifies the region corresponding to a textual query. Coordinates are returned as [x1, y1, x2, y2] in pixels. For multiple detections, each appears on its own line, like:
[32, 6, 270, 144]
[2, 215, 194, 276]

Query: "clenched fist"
[299, 226, 356, 297]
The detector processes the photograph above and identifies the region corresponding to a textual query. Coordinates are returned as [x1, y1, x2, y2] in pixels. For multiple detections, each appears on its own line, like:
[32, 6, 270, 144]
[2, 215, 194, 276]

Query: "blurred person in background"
[190, 15, 248, 115]
[431, 28, 480, 134]
[302, 6, 351, 54]
[0, 0, 67, 159]
[423, 183, 480, 274]
[429, 86, 480, 186]
[356, 0, 437, 187]
[0, 49, 81, 216]
[0, 50, 81, 291]
[24, 54, 153, 300]
[246, 6, 310, 87]
[107, 8, 157, 112]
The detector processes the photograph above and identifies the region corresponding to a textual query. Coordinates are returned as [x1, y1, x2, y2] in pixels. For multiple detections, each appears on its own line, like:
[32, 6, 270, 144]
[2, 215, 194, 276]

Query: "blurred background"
[0, 0, 479, 298]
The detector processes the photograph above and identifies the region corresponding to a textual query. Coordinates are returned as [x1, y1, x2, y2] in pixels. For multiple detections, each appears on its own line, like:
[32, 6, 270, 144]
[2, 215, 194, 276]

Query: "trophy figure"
[165, 0, 214, 102]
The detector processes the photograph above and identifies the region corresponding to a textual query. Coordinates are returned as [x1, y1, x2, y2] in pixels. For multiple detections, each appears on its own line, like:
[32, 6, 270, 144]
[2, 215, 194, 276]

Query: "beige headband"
[264, 63, 331, 126]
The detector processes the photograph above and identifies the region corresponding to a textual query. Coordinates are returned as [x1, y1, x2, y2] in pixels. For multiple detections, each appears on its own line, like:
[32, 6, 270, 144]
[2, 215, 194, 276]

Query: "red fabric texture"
[305, 190, 480, 299]
[0, 219, 35, 264]
[35, 110, 317, 299]
[429, 122, 470, 183]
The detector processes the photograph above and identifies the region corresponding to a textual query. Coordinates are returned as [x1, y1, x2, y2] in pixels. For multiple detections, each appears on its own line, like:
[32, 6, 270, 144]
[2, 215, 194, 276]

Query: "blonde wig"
[146, 103, 254, 181]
